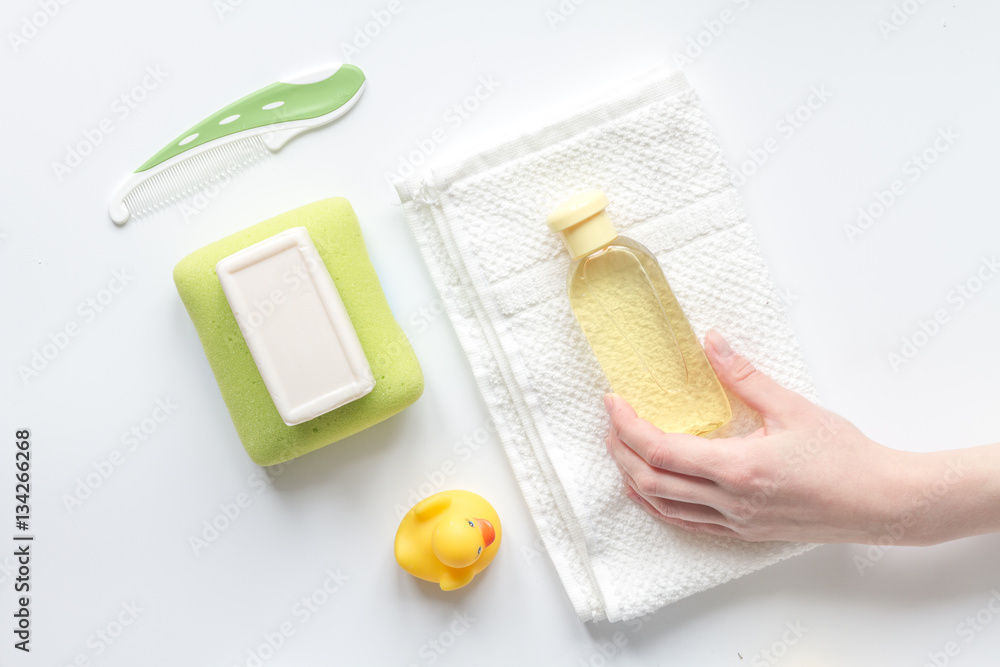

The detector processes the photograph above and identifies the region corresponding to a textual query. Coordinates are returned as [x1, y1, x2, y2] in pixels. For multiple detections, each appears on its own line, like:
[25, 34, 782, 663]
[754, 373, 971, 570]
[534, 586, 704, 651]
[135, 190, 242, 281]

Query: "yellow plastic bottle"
[547, 191, 731, 435]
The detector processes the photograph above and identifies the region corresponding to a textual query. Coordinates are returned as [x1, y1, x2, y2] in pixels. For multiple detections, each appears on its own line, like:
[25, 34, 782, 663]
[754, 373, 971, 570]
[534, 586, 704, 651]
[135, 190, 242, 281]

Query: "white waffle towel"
[395, 65, 817, 622]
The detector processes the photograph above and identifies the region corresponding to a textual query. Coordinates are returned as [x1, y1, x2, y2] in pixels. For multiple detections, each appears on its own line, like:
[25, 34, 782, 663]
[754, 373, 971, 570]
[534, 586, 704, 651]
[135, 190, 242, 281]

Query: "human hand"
[604, 329, 1000, 545]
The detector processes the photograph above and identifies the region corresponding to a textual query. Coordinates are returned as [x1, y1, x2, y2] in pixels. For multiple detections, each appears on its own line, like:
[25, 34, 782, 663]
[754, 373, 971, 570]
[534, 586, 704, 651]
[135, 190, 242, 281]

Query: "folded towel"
[395, 65, 817, 622]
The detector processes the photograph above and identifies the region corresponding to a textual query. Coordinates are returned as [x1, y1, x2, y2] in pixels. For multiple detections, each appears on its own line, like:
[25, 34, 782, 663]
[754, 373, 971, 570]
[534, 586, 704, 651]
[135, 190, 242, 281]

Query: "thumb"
[703, 329, 809, 422]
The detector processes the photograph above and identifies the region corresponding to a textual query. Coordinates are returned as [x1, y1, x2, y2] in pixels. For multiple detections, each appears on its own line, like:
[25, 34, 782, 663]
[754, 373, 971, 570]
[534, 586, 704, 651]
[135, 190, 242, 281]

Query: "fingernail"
[603, 393, 616, 412]
[707, 329, 733, 358]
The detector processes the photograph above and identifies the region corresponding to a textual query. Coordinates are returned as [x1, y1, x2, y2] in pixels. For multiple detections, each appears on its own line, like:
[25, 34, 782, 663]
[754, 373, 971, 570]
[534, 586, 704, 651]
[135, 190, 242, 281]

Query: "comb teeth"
[123, 136, 270, 221]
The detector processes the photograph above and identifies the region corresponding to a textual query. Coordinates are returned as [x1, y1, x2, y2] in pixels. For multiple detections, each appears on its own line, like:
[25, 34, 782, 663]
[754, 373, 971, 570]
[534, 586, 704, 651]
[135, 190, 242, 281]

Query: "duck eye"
[468, 520, 474, 527]
[478, 546, 482, 554]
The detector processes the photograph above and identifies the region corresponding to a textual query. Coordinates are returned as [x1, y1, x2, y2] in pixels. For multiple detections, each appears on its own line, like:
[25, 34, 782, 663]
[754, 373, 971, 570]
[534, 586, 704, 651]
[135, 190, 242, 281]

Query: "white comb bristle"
[123, 136, 270, 221]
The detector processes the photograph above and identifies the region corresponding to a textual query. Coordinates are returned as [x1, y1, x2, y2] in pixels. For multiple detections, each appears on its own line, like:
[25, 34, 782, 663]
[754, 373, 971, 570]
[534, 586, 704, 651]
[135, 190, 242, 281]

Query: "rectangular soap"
[216, 227, 375, 426]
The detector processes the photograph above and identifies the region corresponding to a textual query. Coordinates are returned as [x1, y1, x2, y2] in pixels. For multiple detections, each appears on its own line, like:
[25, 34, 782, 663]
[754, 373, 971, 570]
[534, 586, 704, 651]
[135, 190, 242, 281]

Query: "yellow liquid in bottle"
[568, 237, 731, 435]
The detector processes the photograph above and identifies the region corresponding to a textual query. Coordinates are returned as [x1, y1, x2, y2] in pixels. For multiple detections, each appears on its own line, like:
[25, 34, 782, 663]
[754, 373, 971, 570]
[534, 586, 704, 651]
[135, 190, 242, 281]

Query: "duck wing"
[413, 494, 452, 520]
[439, 568, 475, 591]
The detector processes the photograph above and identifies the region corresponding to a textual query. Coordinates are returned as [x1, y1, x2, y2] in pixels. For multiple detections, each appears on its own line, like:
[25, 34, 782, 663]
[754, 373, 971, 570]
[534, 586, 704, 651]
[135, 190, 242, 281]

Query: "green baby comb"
[109, 64, 366, 225]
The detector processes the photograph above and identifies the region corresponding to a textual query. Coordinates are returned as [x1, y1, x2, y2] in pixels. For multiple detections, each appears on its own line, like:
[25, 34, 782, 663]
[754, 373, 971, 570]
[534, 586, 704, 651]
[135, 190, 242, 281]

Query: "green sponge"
[173, 198, 423, 466]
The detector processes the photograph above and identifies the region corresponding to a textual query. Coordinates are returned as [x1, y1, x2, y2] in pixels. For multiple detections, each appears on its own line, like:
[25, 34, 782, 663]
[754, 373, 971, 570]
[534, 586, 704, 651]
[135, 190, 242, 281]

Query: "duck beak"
[475, 518, 496, 548]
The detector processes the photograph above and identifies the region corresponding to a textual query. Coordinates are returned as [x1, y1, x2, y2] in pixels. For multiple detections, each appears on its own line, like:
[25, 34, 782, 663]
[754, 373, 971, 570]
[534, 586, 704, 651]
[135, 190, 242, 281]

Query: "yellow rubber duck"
[394, 490, 501, 591]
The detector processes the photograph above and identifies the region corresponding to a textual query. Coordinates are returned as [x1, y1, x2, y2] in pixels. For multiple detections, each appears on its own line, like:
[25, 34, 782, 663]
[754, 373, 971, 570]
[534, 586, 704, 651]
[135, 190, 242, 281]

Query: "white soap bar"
[216, 227, 375, 426]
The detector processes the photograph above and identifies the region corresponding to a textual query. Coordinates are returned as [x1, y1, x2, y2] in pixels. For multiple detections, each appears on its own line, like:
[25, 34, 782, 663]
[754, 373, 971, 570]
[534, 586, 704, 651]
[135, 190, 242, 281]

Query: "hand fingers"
[604, 393, 727, 482]
[622, 484, 739, 539]
[703, 329, 811, 423]
[618, 470, 729, 525]
[605, 428, 720, 507]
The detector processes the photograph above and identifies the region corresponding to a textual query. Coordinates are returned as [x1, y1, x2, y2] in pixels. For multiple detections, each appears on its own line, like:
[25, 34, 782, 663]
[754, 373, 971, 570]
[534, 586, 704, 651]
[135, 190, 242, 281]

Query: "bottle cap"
[547, 190, 618, 259]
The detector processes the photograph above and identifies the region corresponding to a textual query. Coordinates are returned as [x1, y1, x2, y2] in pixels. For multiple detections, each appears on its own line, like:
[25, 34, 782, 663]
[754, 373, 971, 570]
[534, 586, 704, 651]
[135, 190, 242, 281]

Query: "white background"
[2, 0, 999, 665]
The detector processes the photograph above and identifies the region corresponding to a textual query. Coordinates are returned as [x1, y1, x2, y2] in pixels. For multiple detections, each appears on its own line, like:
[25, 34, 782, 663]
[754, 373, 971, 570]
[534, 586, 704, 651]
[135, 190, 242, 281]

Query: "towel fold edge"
[396, 63, 691, 203]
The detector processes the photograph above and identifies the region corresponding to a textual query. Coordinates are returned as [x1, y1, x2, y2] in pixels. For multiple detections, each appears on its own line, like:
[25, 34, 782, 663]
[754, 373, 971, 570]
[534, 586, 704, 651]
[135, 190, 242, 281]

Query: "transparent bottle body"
[568, 237, 731, 435]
